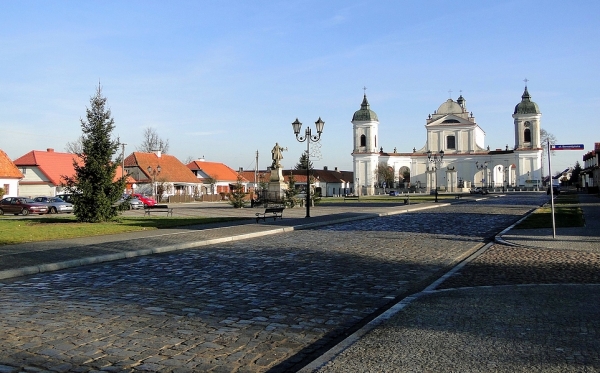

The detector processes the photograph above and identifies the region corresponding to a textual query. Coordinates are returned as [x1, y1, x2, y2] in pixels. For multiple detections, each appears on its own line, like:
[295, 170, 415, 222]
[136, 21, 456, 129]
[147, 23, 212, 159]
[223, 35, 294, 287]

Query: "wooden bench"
[144, 204, 174, 217]
[255, 207, 284, 222]
[344, 195, 359, 201]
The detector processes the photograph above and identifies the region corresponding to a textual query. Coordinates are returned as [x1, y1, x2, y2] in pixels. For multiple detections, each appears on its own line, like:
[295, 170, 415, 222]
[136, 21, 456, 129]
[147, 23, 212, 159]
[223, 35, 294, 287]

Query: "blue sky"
[1, 1, 598, 174]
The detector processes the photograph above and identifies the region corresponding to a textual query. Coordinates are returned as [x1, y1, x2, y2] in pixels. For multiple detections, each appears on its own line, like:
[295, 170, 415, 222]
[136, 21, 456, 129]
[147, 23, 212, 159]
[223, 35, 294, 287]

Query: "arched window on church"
[524, 129, 531, 143]
[446, 135, 456, 149]
[360, 134, 366, 147]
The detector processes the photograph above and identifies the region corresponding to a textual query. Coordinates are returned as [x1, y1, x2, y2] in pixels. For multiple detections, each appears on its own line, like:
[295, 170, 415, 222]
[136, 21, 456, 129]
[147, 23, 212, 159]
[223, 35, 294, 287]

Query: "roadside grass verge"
[0, 216, 249, 246]
[515, 194, 584, 229]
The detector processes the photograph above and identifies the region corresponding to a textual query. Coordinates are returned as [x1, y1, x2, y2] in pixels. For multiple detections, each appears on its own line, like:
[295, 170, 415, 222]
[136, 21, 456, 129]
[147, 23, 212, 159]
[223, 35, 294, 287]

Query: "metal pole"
[548, 139, 556, 238]
[306, 128, 311, 218]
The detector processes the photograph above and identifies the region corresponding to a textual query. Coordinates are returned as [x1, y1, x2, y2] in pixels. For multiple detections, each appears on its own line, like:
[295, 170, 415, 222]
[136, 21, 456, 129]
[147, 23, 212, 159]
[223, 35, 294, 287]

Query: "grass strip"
[0, 216, 248, 246]
[515, 205, 584, 229]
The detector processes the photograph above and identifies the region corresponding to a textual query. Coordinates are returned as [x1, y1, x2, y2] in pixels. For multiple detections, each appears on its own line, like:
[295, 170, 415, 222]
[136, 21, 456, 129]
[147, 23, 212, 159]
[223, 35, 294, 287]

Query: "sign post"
[547, 142, 584, 238]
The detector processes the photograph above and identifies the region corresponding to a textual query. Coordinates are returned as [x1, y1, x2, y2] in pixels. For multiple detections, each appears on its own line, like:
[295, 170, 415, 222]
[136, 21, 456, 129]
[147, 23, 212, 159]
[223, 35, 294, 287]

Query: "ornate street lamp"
[292, 117, 324, 218]
[147, 165, 161, 202]
[475, 161, 488, 188]
[427, 150, 444, 202]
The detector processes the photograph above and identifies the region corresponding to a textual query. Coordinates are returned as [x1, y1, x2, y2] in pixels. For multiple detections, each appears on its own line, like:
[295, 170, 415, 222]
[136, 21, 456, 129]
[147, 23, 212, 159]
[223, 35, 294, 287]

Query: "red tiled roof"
[126, 152, 199, 183]
[13, 149, 82, 185]
[187, 160, 248, 182]
[0, 149, 23, 179]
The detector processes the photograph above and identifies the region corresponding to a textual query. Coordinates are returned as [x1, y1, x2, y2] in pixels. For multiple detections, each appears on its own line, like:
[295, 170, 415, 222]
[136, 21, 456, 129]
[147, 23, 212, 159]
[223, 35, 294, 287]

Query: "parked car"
[133, 193, 157, 207]
[470, 187, 489, 195]
[389, 191, 397, 196]
[116, 195, 144, 210]
[56, 194, 77, 203]
[33, 196, 73, 214]
[547, 185, 560, 195]
[0, 197, 49, 216]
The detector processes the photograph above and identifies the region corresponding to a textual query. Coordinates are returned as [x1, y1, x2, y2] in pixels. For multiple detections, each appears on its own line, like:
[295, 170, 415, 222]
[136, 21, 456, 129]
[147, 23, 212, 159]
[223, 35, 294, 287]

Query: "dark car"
[389, 191, 397, 196]
[0, 197, 49, 216]
[33, 196, 74, 214]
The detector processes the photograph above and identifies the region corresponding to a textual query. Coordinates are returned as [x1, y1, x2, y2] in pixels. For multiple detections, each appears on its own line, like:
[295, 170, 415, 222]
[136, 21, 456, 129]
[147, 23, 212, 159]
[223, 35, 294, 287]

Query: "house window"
[524, 129, 531, 142]
[446, 135, 456, 149]
[3, 184, 8, 195]
[360, 135, 366, 147]
[21, 168, 26, 174]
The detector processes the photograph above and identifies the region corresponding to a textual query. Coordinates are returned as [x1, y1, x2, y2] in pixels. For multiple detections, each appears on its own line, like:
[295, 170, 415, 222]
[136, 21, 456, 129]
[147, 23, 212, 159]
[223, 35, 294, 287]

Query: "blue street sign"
[551, 144, 584, 150]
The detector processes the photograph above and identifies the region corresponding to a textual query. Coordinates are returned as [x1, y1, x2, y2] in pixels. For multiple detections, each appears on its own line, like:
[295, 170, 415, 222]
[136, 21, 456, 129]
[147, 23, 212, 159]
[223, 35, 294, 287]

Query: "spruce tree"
[294, 151, 313, 170]
[65, 85, 126, 222]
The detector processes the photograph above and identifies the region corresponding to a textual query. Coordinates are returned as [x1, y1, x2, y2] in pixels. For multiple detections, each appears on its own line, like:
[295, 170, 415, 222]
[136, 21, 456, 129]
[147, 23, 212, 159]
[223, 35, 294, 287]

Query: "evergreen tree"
[283, 173, 300, 207]
[294, 151, 313, 170]
[571, 161, 582, 187]
[228, 174, 248, 208]
[64, 85, 126, 222]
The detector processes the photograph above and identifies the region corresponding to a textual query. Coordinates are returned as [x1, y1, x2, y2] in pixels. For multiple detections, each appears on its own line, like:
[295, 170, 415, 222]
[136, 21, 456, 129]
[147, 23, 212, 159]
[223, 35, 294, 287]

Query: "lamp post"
[476, 161, 488, 189]
[427, 150, 444, 202]
[147, 165, 161, 203]
[292, 117, 324, 218]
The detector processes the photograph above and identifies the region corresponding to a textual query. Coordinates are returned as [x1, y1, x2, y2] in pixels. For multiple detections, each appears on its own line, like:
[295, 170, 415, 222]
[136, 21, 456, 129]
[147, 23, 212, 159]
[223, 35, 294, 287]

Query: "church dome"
[436, 98, 464, 115]
[514, 86, 540, 114]
[352, 94, 378, 121]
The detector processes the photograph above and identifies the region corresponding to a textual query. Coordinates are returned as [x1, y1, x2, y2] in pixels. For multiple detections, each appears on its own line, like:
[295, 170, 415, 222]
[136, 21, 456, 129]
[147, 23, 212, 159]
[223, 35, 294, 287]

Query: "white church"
[352, 86, 543, 195]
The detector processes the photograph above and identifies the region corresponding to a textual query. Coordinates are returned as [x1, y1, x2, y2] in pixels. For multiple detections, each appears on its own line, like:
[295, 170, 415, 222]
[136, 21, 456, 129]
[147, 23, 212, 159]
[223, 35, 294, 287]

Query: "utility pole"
[121, 143, 127, 180]
[255, 150, 259, 189]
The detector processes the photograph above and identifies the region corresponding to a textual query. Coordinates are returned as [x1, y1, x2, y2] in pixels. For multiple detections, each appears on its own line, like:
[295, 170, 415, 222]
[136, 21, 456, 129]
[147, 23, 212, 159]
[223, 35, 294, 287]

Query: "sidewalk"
[498, 193, 600, 250]
[0, 201, 444, 280]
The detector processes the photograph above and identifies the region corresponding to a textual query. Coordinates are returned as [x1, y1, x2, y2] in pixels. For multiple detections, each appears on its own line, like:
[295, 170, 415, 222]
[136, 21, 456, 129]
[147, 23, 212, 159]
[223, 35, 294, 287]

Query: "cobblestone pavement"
[0, 194, 549, 372]
[313, 196, 600, 373]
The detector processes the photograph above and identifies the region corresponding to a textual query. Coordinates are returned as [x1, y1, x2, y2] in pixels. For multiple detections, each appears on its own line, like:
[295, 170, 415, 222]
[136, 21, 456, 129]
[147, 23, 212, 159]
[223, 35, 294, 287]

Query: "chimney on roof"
[323, 166, 328, 171]
[47, 148, 54, 153]
[154, 150, 162, 158]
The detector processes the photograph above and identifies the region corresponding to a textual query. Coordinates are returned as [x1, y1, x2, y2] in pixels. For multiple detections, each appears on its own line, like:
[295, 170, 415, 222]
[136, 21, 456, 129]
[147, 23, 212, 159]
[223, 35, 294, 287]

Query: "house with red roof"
[12, 148, 81, 197]
[187, 159, 248, 195]
[0, 149, 24, 198]
[279, 168, 352, 197]
[124, 151, 200, 199]
[13, 148, 134, 198]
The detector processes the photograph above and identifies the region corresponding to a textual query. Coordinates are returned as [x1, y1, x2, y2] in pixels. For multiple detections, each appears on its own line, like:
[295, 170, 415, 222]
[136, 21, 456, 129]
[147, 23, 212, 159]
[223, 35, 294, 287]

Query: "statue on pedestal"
[271, 143, 286, 169]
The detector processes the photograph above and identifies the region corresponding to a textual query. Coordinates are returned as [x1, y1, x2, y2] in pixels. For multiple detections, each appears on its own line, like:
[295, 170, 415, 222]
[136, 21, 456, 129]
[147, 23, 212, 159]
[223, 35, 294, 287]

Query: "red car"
[0, 197, 49, 216]
[133, 194, 157, 207]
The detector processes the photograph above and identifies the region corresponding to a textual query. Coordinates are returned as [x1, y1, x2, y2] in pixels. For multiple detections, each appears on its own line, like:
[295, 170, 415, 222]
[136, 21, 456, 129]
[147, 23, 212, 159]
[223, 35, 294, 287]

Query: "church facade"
[351, 87, 543, 195]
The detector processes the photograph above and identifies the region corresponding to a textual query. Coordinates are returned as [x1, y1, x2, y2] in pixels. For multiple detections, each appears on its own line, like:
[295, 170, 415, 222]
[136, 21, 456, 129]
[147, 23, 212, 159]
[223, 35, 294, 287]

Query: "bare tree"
[376, 163, 395, 188]
[138, 127, 169, 153]
[65, 136, 85, 154]
[540, 128, 557, 179]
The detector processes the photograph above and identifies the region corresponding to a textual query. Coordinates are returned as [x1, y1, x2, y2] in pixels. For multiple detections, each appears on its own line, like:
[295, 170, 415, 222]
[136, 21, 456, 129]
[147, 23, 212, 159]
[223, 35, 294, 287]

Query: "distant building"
[13, 148, 133, 197]
[186, 159, 248, 195]
[0, 149, 23, 198]
[125, 151, 200, 198]
[582, 142, 600, 193]
[352, 86, 543, 195]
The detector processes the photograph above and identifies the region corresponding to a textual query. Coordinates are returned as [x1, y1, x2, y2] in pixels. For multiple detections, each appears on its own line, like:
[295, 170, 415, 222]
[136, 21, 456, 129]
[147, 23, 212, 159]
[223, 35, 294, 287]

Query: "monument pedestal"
[268, 167, 287, 202]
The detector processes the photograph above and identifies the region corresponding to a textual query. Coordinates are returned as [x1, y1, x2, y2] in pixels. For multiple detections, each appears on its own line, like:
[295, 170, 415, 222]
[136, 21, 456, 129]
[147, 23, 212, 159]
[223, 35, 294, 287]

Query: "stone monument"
[268, 143, 287, 200]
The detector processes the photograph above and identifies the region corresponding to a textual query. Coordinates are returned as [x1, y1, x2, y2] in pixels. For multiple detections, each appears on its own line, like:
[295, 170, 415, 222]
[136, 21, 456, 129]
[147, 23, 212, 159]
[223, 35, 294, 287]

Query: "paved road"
[0, 194, 577, 372]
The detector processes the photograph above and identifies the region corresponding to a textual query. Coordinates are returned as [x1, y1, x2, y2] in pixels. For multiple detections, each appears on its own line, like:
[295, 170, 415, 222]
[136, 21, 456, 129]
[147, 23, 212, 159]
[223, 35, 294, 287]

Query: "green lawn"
[515, 194, 584, 229]
[0, 216, 248, 246]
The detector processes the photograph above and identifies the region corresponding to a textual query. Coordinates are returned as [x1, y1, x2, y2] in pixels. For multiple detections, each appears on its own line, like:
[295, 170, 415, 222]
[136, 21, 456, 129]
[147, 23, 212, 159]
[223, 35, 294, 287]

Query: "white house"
[0, 149, 23, 198]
